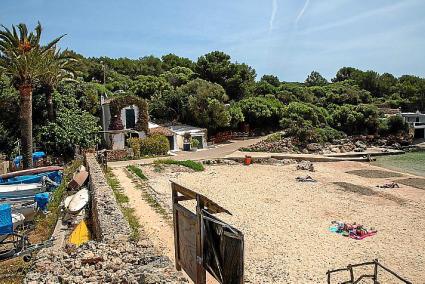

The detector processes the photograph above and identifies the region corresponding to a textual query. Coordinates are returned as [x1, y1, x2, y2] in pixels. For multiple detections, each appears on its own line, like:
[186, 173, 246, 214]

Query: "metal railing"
[326, 259, 412, 284]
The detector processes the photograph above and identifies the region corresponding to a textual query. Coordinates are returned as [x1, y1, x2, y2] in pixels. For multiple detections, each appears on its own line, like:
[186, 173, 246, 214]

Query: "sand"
[137, 161, 425, 283]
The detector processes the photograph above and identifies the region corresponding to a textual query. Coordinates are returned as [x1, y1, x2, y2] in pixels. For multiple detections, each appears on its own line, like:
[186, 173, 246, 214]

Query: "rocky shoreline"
[241, 134, 412, 155]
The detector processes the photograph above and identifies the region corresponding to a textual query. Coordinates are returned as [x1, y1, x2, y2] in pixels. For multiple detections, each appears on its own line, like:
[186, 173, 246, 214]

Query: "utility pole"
[100, 61, 106, 85]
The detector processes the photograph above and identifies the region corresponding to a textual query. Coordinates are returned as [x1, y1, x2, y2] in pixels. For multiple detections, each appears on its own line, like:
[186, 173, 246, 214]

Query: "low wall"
[85, 153, 130, 242]
[106, 149, 133, 162]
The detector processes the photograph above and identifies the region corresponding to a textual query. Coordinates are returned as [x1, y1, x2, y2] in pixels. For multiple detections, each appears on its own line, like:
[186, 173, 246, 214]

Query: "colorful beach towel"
[329, 221, 377, 240]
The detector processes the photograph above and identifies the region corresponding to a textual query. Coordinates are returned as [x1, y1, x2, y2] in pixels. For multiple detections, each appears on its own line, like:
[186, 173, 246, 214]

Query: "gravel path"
[141, 161, 424, 283]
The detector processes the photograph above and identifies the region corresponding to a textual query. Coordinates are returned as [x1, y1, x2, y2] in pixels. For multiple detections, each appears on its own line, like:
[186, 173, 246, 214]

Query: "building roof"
[148, 122, 160, 129]
[379, 108, 401, 115]
[401, 111, 425, 116]
[164, 123, 207, 135]
[149, 126, 174, 136]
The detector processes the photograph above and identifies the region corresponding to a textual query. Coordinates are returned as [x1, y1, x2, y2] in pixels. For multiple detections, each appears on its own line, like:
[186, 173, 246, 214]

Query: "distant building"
[379, 107, 401, 117]
[149, 122, 207, 151]
[401, 111, 425, 139]
[101, 95, 208, 151]
[101, 95, 148, 150]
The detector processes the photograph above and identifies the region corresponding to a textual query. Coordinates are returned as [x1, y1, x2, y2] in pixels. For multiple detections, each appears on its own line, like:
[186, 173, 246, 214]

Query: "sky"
[1, 0, 424, 82]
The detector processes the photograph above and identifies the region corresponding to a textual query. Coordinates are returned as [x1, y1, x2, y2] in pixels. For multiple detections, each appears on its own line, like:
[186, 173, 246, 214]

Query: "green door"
[125, 109, 135, 129]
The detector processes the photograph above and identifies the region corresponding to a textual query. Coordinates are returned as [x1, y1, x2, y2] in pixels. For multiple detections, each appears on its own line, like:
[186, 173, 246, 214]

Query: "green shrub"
[127, 165, 148, 180]
[191, 138, 200, 148]
[140, 134, 170, 156]
[154, 159, 204, 171]
[378, 115, 408, 136]
[283, 120, 343, 144]
[265, 132, 283, 142]
[127, 137, 142, 157]
[378, 118, 390, 135]
[315, 126, 345, 142]
[388, 115, 409, 134]
[38, 109, 100, 158]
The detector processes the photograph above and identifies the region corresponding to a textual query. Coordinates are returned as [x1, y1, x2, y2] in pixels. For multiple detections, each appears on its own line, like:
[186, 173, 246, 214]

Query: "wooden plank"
[171, 184, 181, 271]
[175, 204, 198, 281]
[175, 195, 195, 202]
[195, 196, 206, 284]
[171, 182, 231, 215]
[67, 170, 89, 190]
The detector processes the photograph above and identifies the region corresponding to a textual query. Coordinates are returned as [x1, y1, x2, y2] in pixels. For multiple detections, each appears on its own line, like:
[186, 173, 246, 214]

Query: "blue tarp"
[0, 203, 13, 235]
[13, 151, 46, 167]
[35, 192, 50, 211]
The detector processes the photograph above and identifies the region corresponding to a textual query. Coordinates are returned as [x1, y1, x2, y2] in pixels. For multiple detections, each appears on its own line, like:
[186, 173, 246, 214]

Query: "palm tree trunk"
[19, 84, 33, 169]
[45, 86, 54, 121]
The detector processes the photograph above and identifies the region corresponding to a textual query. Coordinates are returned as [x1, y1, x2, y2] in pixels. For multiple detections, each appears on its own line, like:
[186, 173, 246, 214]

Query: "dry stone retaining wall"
[25, 153, 186, 283]
[85, 153, 131, 241]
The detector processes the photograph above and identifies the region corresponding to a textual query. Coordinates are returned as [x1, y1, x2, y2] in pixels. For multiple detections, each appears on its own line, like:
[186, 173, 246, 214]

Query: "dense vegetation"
[1, 23, 424, 158]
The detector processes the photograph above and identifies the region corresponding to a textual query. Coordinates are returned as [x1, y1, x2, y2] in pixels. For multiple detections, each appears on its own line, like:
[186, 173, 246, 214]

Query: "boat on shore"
[0, 166, 63, 180]
[0, 183, 44, 200]
[65, 188, 89, 214]
[0, 171, 62, 186]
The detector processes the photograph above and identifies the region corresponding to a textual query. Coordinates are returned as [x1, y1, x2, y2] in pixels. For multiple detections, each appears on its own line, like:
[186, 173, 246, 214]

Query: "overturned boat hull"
[0, 184, 44, 200]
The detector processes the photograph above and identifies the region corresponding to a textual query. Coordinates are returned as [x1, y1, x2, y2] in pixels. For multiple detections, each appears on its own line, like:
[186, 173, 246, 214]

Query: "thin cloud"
[269, 0, 278, 32]
[295, 0, 310, 25]
[299, 1, 414, 34]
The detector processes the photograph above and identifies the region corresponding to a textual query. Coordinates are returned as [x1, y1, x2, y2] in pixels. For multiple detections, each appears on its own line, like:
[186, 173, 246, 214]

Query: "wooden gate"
[171, 182, 243, 284]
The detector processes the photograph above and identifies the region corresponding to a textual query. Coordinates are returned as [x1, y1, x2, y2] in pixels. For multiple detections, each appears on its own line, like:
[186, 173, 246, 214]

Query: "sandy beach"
[139, 161, 425, 283]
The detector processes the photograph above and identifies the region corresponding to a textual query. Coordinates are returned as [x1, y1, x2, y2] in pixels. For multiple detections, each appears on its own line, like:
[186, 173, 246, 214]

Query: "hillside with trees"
[1, 37, 424, 159]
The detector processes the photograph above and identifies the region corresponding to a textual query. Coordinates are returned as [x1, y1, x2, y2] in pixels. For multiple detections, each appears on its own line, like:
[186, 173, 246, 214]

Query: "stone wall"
[106, 149, 133, 162]
[85, 153, 131, 242]
[25, 154, 186, 283]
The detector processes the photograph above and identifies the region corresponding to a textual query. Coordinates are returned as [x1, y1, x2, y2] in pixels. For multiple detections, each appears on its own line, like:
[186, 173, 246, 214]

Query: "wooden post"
[171, 183, 181, 271]
[373, 259, 378, 284]
[348, 264, 354, 283]
[195, 195, 206, 284]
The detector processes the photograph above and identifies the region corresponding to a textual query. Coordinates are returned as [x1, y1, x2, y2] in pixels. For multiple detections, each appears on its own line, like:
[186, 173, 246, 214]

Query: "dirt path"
[112, 167, 218, 283]
[108, 137, 263, 168]
[111, 167, 176, 260]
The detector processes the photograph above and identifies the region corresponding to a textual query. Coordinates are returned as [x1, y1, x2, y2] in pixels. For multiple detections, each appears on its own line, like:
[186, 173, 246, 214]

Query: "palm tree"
[0, 22, 64, 168]
[41, 49, 76, 121]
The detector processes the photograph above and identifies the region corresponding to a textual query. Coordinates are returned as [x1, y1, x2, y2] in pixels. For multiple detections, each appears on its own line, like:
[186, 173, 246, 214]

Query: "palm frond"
[42, 34, 66, 52]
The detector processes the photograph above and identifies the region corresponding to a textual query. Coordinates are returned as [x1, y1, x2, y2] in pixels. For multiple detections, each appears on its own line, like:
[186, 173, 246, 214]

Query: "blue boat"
[0, 171, 62, 187]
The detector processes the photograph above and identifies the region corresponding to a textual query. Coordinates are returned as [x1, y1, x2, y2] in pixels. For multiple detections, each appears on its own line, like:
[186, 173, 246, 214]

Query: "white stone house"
[101, 96, 147, 150]
[168, 123, 207, 150]
[401, 111, 425, 139]
[149, 122, 208, 151]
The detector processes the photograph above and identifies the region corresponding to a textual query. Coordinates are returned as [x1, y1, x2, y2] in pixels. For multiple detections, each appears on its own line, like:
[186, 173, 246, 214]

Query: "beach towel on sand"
[329, 221, 377, 240]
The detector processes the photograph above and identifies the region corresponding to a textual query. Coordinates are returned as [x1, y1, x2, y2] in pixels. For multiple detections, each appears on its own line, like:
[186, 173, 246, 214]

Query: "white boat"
[66, 188, 89, 214]
[0, 183, 44, 200]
